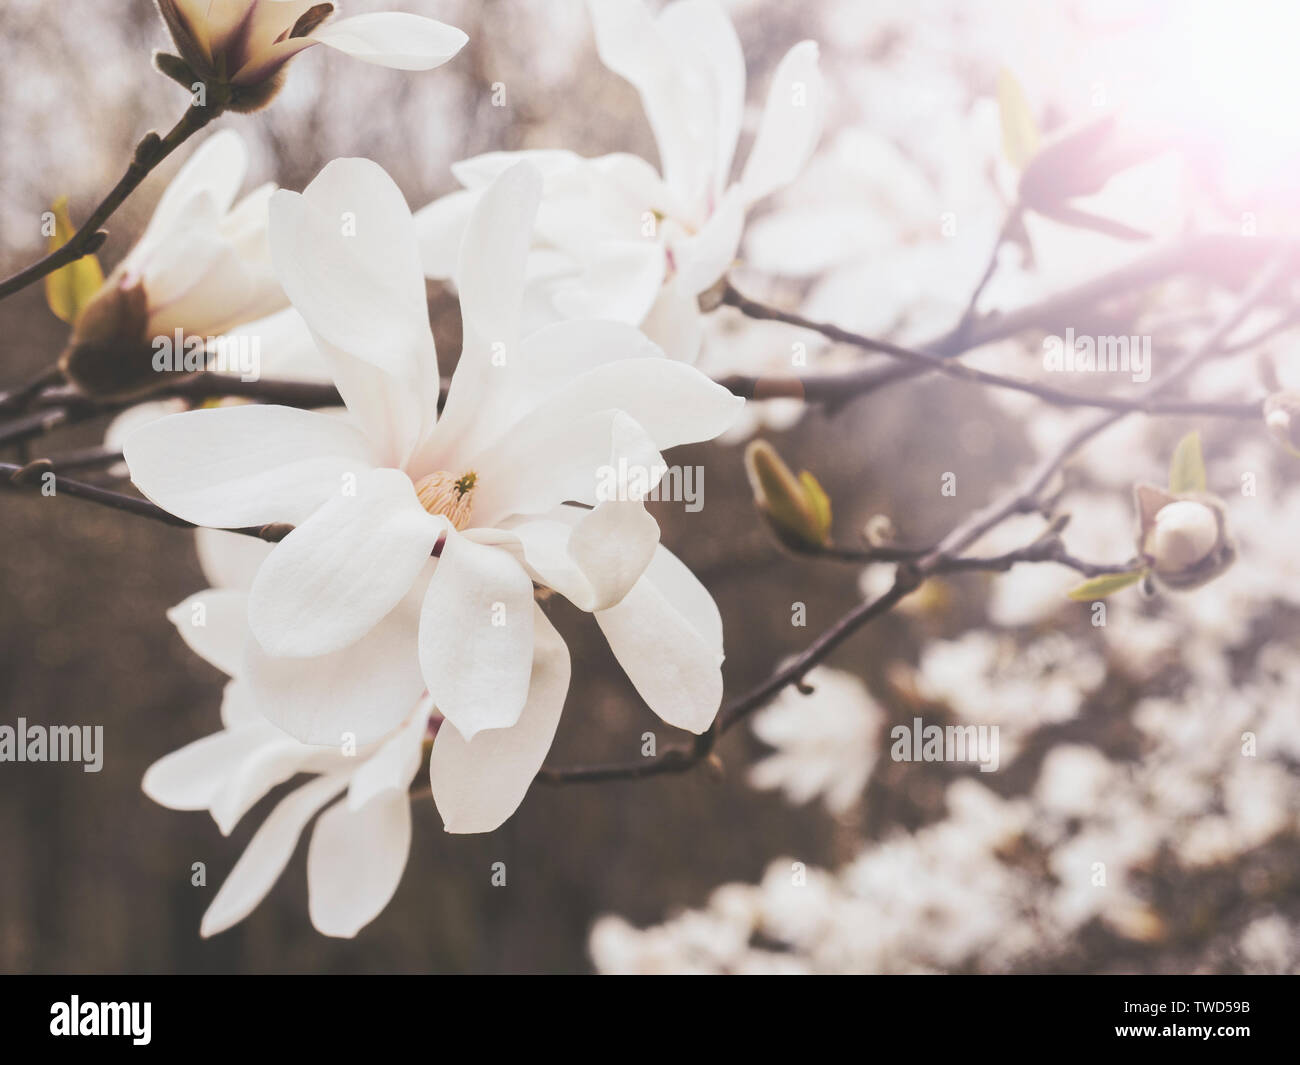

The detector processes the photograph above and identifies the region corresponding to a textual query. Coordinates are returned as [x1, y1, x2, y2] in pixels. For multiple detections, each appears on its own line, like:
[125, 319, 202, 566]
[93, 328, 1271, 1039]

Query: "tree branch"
[718, 234, 1294, 411]
[0, 104, 220, 305]
[539, 249, 1292, 785]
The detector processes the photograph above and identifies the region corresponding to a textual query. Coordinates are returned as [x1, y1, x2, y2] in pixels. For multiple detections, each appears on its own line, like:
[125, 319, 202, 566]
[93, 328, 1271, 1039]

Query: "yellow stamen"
[414, 470, 476, 531]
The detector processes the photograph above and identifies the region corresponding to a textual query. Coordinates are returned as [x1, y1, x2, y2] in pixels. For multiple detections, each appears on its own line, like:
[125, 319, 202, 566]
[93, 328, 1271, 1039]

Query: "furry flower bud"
[1134, 484, 1234, 590]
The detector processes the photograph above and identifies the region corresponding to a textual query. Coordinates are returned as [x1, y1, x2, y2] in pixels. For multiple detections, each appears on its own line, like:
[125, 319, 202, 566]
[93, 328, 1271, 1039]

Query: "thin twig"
[719, 233, 1294, 408]
[720, 280, 1270, 420]
[0, 104, 220, 305]
[539, 250, 1292, 785]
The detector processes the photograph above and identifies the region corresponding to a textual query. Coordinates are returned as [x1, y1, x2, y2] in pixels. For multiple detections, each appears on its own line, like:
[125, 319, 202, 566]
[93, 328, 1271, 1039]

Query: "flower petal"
[166, 589, 249, 676]
[195, 527, 273, 591]
[739, 41, 826, 206]
[269, 159, 437, 466]
[429, 604, 570, 833]
[309, 13, 468, 70]
[414, 187, 476, 280]
[470, 409, 665, 524]
[142, 723, 271, 811]
[509, 501, 659, 612]
[595, 545, 724, 733]
[243, 585, 428, 748]
[248, 467, 443, 657]
[346, 701, 433, 811]
[657, 0, 745, 200]
[640, 273, 705, 362]
[200, 773, 348, 938]
[586, 0, 710, 205]
[439, 164, 543, 443]
[674, 184, 745, 295]
[468, 357, 742, 518]
[418, 530, 535, 741]
[130, 130, 249, 263]
[209, 728, 333, 835]
[307, 789, 412, 937]
[219, 676, 260, 729]
[124, 404, 374, 527]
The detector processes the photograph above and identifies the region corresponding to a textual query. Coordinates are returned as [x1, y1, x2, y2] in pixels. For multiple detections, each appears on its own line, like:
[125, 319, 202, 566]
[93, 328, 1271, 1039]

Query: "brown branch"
[539, 249, 1292, 785]
[719, 233, 1295, 411]
[536, 571, 923, 784]
[0, 104, 220, 305]
[720, 281, 1270, 420]
[0, 461, 290, 542]
[0, 373, 449, 454]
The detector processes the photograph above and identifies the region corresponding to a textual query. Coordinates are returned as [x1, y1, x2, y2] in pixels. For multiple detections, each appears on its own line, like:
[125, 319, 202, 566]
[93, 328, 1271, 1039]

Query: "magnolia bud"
[1134, 484, 1234, 590]
[744, 440, 832, 551]
[1264, 392, 1300, 457]
[58, 276, 158, 399]
[1145, 501, 1218, 570]
[155, 1, 336, 113]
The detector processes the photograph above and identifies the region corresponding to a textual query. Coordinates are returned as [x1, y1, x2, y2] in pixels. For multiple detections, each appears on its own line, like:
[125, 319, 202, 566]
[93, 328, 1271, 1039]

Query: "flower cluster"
[13, 0, 1286, 962]
[116, 0, 828, 937]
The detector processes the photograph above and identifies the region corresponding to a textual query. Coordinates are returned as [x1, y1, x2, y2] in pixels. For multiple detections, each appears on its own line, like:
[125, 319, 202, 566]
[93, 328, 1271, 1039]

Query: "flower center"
[414, 470, 477, 531]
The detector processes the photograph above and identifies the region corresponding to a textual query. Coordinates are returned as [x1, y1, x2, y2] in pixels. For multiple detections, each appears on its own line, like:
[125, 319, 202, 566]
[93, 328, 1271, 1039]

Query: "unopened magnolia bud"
[863, 513, 896, 548]
[744, 440, 832, 551]
[1264, 393, 1300, 457]
[58, 277, 157, 399]
[1145, 500, 1218, 570]
[1134, 483, 1234, 590]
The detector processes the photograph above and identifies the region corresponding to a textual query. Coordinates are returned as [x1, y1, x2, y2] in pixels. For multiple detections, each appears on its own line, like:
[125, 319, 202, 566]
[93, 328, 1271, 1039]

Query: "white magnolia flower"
[1134, 484, 1235, 590]
[145, 529, 574, 937]
[125, 158, 741, 769]
[63, 129, 289, 397]
[748, 666, 882, 815]
[155, 0, 468, 111]
[121, 129, 287, 338]
[1147, 500, 1219, 570]
[415, 0, 825, 360]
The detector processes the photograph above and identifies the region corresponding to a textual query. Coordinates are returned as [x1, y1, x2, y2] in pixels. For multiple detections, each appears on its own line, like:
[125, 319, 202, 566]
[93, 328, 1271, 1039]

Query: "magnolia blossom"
[126, 157, 741, 777]
[62, 130, 288, 398]
[155, 0, 468, 111]
[1135, 484, 1235, 590]
[415, 0, 825, 360]
[145, 531, 428, 937]
[144, 529, 573, 937]
[120, 129, 286, 337]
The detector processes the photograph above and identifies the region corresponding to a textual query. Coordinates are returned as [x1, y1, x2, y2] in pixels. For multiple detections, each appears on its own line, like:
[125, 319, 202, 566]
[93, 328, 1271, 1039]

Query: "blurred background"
[2, 0, 1299, 973]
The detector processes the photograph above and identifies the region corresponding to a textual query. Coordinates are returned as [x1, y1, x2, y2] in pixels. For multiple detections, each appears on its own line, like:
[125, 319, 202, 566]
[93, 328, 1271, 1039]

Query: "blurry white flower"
[144, 530, 419, 937]
[155, 0, 467, 111]
[415, 0, 825, 360]
[1134, 484, 1235, 589]
[61, 130, 288, 397]
[1147, 499, 1219, 568]
[748, 666, 881, 814]
[145, 531, 423, 937]
[126, 159, 740, 832]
